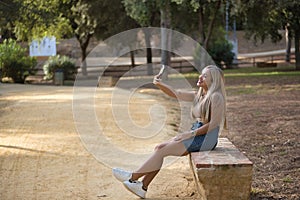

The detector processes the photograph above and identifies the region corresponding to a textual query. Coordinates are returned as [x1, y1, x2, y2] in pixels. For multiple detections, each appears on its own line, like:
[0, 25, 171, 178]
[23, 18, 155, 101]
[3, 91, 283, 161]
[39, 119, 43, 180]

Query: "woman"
[112, 65, 226, 199]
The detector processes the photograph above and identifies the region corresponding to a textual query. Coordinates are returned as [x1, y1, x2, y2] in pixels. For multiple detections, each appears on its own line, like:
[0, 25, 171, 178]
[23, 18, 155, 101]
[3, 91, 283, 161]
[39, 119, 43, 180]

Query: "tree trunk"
[77, 34, 91, 76]
[294, 28, 300, 70]
[285, 25, 292, 63]
[203, 0, 221, 49]
[81, 54, 87, 76]
[198, 6, 205, 45]
[80, 43, 88, 76]
[143, 28, 153, 75]
[160, 4, 171, 68]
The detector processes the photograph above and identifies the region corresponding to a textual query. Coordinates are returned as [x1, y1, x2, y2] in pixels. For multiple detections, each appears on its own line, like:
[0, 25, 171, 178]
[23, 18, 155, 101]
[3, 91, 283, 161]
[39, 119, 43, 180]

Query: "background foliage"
[0, 0, 299, 71]
[0, 39, 37, 83]
[43, 55, 76, 80]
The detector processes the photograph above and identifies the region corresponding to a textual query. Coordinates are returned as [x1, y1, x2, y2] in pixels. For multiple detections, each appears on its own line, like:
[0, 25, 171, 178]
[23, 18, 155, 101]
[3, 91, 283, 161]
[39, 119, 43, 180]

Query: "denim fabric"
[182, 122, 218, 152]
[191, 121, 203, 130]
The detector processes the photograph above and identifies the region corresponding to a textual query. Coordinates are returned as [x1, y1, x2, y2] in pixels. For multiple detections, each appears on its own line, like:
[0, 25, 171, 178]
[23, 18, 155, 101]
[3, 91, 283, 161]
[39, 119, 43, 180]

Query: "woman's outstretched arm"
[153, 76, 195, 102]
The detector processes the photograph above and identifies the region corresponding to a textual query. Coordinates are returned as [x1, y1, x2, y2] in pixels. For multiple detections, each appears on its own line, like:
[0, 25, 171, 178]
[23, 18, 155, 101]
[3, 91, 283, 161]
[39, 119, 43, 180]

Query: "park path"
[0, 84, 197, 200]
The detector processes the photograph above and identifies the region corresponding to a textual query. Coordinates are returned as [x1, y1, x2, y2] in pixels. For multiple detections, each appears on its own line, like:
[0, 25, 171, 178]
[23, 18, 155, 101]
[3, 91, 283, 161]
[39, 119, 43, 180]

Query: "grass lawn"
[224, 66, 300, 77]
[176, 65, 300, 78]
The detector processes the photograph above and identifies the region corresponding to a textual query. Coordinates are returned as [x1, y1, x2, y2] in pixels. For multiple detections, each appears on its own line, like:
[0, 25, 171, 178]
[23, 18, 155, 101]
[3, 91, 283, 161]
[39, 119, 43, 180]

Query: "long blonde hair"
[192, 65, 226, 123]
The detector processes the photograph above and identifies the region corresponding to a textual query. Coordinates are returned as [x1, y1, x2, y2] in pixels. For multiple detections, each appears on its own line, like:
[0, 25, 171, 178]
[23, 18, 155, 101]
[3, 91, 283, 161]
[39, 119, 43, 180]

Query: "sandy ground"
[0, 83, 198, 200]
[1, 73, 299, 200]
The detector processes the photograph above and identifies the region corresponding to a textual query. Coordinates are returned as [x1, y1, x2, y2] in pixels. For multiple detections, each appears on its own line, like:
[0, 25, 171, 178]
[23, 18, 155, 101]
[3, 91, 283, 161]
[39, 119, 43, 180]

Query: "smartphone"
[157, 65, 166, 79]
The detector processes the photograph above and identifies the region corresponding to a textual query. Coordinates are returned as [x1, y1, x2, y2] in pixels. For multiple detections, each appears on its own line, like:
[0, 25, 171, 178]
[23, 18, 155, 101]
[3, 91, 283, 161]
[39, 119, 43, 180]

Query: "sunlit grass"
[224, 69, 300, 77]
[176, 66, 300, 78]
[224, 66, 300, 77]
[251, 187, 267, 195]
[282, 176, 293, 183]
[224, 65, 296, 73]
[228, 86, 257, 95]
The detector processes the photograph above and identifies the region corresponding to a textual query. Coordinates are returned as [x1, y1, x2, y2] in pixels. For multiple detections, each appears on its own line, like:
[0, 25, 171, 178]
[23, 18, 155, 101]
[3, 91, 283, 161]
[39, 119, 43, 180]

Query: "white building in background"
[30, 36, 56, 57]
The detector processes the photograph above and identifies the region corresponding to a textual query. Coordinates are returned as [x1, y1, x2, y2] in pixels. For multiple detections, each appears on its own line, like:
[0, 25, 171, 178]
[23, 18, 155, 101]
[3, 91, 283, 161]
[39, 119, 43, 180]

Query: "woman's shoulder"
[210, 92, 225, 103]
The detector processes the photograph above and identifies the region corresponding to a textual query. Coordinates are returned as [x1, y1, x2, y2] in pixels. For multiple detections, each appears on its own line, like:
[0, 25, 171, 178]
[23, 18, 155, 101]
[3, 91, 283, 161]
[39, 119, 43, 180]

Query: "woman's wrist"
[190, 130, 196, 136]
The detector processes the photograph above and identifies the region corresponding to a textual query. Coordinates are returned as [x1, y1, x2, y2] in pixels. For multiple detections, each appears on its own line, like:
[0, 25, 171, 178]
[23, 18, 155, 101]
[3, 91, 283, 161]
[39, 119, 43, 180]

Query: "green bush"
[194, 39, 235, 69]
[207, 39, 235, 69]
[0, 39, 37, 83]
[194, 26, 235, 69]
[43, 55, 76, 80]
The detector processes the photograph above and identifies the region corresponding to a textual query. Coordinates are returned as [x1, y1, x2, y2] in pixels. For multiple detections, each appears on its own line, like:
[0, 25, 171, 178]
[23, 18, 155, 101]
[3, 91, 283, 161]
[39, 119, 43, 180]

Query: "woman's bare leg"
[141, 170, 159, 189]
[130, 140, 188, 186]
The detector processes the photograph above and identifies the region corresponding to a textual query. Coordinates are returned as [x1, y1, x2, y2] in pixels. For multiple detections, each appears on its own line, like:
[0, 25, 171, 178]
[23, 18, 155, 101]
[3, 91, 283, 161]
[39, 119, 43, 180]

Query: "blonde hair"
[192, 65, 226, 123]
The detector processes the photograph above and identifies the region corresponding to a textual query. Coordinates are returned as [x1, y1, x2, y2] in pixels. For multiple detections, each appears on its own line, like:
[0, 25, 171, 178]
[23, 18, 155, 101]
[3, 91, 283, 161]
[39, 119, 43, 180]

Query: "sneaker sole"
[123, 182, 145, 199]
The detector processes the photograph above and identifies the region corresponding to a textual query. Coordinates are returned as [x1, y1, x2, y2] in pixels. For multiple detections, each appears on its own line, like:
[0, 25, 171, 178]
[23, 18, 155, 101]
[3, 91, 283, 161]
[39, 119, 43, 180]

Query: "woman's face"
[197, 68, 211, 90]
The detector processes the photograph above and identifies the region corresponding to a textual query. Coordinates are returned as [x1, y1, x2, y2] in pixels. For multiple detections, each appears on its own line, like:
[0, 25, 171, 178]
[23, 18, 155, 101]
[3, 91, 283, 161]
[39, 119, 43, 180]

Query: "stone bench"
[189, 137, 253, 200]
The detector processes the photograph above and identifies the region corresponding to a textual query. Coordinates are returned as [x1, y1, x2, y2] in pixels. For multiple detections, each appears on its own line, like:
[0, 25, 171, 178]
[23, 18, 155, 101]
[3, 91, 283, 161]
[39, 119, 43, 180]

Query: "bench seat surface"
[190, 138, 253, 168]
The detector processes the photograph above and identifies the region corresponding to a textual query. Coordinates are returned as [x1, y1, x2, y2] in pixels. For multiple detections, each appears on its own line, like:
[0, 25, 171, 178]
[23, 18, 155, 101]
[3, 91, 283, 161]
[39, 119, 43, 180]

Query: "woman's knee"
[155, 141, 186, 157]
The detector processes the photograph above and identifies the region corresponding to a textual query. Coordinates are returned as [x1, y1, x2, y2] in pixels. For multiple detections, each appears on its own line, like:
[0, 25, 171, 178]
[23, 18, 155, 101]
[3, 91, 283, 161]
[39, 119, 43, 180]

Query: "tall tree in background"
[173, 0, 226, 50]
[0, 0, 92, 75]
[123, 0, 160, 74]
[124, 0, 177, 70]
[123, 0, 230, 70]
[90, 0, 139, 68]
[1, 0, 238, 72]
[65, 0, 138, 75]
[2, 0, 138, 75]
[0, 0, 21, 39]
[239, 0, 300, 70]
[69, 0, 97, 76]
[65, 0, 139, 74]
[159, 0, 172, 67]
[0, 0, 72, 41]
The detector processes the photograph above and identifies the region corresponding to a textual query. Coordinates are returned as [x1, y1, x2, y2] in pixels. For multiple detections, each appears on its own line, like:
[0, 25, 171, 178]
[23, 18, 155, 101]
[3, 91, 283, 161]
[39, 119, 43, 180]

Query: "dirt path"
[0, 84, 197, 200]
[1, 74, 299, 200]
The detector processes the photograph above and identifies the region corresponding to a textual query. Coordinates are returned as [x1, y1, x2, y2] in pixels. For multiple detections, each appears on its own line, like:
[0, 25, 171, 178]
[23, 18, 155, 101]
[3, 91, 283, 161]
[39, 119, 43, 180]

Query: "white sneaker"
[112, 168, 132, 182]
[123, 180, 146, 199]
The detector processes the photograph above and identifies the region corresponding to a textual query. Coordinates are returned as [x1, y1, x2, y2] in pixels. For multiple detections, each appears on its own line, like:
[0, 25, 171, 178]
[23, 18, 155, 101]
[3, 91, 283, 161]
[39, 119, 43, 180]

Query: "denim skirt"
[182, 121, 218, 152]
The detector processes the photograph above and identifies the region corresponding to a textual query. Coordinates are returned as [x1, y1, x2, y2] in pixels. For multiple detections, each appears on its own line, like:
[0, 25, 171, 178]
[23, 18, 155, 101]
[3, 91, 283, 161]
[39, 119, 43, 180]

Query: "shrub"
[207, 39, 235, 69]
[194, 39, 235, 69]
[43, 55, 76, 80]
[193, 27, 235, 69]
[0, 39, 37, 83]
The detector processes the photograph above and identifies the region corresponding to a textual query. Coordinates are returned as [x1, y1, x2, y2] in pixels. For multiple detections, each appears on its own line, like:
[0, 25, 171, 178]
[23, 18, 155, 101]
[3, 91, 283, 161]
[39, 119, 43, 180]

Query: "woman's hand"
[155, 131, 193, 150]
[153, 75, 161, 85]
[173, 132, 192, 142]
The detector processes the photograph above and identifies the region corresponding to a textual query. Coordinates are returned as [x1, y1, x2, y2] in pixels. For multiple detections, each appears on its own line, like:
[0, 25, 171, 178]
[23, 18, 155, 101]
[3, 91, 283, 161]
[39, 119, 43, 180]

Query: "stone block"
[189, 138, 253, 200]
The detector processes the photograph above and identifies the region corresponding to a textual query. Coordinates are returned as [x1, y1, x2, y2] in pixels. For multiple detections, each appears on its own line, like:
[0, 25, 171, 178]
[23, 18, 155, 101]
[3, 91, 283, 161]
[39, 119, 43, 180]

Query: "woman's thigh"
[156, 140, 188, 157]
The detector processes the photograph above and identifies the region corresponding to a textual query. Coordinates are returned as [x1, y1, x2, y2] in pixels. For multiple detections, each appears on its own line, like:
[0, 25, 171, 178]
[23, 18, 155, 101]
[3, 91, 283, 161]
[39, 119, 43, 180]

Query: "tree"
[239, 0, 300, 70]
[7, 0, 72, 41]
[124, 0, 180, 72]
[159, 0, 172, 68]
[3, 0, 138, 76]
[4, 0, 93, 75]
[64, 0, 138, 76]
[173, 0, 230, 50]
[90, 0, 139, 68]
[123, 0, 160, 74]
[0, 0, 20, 39]
[285, 25, 292, 63]
[69, 0, 97, 76]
